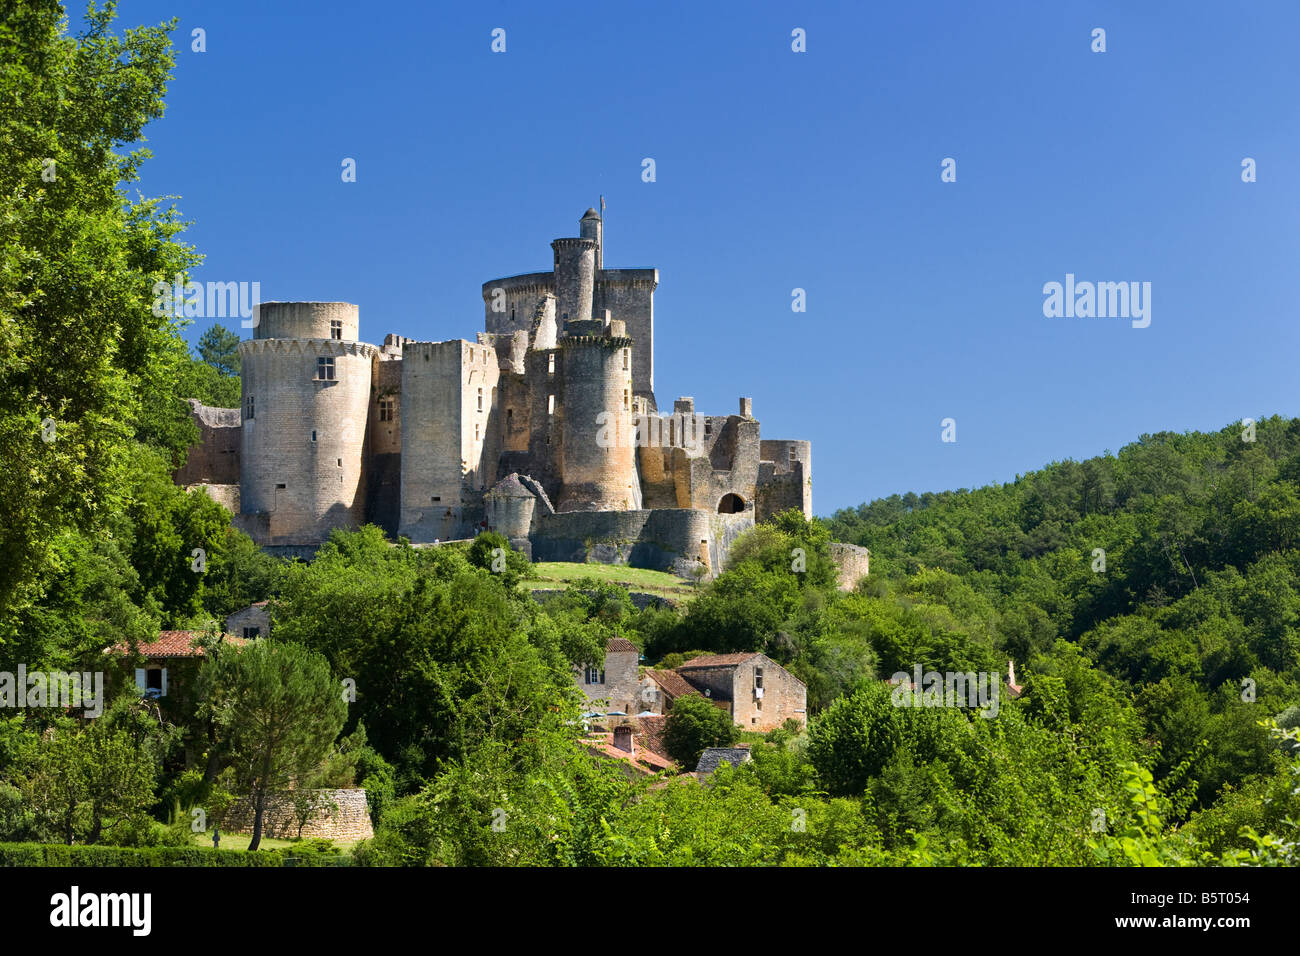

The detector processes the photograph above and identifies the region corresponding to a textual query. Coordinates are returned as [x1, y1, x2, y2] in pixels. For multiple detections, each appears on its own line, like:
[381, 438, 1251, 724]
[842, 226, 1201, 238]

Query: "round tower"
[551, 237, 596, 327]
[238, 302, 374, 545]
[558, 332, 638, 512]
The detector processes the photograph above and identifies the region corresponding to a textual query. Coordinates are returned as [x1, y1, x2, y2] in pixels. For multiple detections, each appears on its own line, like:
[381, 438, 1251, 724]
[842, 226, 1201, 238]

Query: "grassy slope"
[527, 561, 698, 602]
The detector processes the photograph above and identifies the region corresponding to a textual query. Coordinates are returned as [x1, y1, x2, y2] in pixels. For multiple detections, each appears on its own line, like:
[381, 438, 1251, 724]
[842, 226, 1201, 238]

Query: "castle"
[175, 207, 812, 576]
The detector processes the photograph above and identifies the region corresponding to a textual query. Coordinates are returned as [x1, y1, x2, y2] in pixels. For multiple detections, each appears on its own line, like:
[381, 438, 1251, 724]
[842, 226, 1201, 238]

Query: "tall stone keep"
[237, 302, 374, 545]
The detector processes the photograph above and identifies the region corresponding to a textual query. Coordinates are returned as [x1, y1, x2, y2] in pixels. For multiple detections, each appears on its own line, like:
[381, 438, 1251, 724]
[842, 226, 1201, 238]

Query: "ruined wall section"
[757, 439, 812, 519]
[175, 399, 241, 487]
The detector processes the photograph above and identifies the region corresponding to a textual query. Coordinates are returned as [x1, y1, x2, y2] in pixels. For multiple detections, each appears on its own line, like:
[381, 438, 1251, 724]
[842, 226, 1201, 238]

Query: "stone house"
[675, 652, 807, 731]
[225, 601, 271, 640]
[638, 668, 701, 715]
[574, 637, 641, 715]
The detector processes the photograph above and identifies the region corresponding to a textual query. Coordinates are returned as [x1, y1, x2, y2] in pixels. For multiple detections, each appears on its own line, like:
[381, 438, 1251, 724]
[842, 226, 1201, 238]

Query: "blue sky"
[106, 0, 1300, 515]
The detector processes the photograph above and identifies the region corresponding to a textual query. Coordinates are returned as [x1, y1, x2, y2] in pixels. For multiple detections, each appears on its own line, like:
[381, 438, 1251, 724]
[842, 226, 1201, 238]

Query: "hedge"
[0, 843, 286, 867]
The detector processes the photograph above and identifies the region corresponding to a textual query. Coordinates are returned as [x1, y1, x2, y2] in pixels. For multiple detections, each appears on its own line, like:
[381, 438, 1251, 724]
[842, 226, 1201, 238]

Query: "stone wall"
[828, 542, 871, 591]
[221, 788, 373, 842]
[174, 400, 241, 486]
[530, 508, 717, 575]
[187, 482, 240, 512]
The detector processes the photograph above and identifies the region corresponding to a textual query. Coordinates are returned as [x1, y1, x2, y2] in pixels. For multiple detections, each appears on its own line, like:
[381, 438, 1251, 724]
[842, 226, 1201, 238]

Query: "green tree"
[199, 640, 347, 850]
[195, 324, 242, 377]
[0, 1, 198, 617]
[662, 694, 739, 768]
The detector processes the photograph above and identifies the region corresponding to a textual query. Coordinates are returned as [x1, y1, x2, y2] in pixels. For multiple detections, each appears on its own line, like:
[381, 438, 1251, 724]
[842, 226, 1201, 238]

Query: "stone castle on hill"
[175, 207, 813, 576]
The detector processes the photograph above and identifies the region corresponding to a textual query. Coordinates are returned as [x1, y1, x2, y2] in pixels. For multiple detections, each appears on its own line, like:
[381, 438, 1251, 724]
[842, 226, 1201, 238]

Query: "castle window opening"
[330, 319, 342, 340]
[477, 387, 483, 411]
[622, 348, 629, 370]
[275, 483, 286, 490]
[718, 493, 745, 514]
[548, 353, 555, 375]
[475, 423, 481, 442]
[316, 356, 336, 381]
[337, 458, 342, 467]
[510, 307, 515, 322]
[311, 430, 317, 442]
[548, 395, 555, 416]
[790, 447, 797, 461]
[623, 389, 629, 410]
[379, 398, 395, 422]
[244, 396, 255, 420]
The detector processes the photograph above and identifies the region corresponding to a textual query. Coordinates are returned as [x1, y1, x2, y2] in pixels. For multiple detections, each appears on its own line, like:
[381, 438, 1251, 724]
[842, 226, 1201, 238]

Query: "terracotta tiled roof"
[108, 631, 249, 659]
[634, 715, 673, 761]
[676, 652, 761, 669]
[647, 669, 700, 700]
[582, 732, 675, 773]
[606, 637, 639, 653]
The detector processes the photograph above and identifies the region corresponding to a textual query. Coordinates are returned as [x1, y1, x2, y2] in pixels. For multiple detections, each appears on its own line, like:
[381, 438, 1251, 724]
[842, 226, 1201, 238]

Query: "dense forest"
[1, 3, 1296, 866]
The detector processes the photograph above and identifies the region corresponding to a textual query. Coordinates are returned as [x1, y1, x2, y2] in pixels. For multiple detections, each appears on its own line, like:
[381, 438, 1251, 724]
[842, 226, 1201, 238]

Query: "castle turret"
[552, 236, 596, 325]
[558, 318, 639, 512]
[238, 303, 373, 545]
[580, 207, 602, 269]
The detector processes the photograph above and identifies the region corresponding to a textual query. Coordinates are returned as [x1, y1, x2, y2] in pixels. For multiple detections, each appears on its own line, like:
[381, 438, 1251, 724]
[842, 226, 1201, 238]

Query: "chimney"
[739, 397, 753, 418]
[613, 724, 634, 753]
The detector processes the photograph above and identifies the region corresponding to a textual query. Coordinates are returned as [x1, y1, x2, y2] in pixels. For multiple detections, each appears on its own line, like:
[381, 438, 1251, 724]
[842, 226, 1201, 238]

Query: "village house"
[574, 637, 641, 715]
[225, 601, 271, 640]
[675, 652, 806, 731]
[573, 645, 807, 731]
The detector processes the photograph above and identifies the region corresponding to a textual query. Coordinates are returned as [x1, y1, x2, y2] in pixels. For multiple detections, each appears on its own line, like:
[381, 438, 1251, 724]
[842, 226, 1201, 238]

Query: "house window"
[244, 395, 255, 420]
[755, 666, 764, 690]
[330, 319, 342, 340]
[243, 627, 260, 639]
[585, 667, 605, 685]
[137, 666, 166, 698]
[379, 399, 395, 422]
[477, 387, 483, 411]
[548, 353, 555, 375]
[316, 356, 335, 380]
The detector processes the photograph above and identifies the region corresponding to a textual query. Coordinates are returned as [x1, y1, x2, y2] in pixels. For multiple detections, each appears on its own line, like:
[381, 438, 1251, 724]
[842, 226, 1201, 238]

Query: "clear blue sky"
[107, 0, 1300, 515]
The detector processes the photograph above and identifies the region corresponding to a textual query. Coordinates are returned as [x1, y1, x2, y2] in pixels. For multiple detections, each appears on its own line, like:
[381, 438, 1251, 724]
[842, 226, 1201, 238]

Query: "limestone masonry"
[179, 207, 813, 575]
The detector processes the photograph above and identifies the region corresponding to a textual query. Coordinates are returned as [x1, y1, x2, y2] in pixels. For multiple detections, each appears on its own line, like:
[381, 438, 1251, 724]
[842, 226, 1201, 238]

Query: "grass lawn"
[527, 561, 699, 603]
[190, 831, 360, 852]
